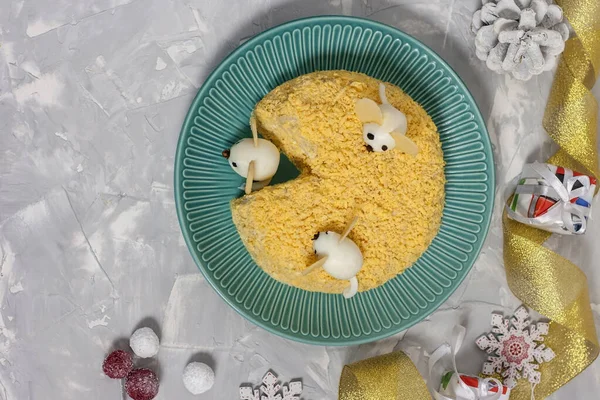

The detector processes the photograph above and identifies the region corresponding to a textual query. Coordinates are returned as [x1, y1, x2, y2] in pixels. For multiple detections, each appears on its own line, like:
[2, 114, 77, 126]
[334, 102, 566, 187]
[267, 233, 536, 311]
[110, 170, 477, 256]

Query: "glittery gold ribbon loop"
[503, 0, 600, 398]
[339, 352, 430, 400]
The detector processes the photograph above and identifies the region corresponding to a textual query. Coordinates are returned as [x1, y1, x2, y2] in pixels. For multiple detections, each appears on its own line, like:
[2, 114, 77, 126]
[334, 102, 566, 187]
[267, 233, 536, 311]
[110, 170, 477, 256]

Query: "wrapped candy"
[507, 163, 596, 234]
[439, 372, 511, 400]
[428, 326, 510, 400]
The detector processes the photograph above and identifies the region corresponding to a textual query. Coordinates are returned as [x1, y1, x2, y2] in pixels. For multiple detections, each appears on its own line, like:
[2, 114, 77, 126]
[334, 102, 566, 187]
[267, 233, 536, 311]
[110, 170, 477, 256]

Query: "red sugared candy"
[126, 368, 159, 400]
[102, 350, 133, 379]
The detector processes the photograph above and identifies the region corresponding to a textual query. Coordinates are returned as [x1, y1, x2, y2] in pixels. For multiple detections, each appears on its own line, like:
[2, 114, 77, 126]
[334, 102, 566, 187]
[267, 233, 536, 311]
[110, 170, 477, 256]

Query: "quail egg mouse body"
[228, 138, 280, 181]
[359, 84, 410, 153]
[313, 231, 363, 280]
[363, 123, 397, 152]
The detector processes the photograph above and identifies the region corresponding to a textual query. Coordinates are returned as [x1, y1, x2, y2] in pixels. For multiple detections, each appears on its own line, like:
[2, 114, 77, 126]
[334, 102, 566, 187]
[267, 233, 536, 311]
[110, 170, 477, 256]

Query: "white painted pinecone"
[472, 0, 569, 81]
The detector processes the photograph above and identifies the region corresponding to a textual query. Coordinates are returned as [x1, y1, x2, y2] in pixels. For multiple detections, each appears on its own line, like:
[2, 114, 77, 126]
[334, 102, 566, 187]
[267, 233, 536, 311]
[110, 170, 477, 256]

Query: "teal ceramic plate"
[175, 16, 494, 345]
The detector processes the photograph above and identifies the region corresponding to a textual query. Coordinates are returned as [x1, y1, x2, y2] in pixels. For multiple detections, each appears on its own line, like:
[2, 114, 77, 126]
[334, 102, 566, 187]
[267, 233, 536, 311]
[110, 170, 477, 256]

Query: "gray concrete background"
[1, 0, 599, 399]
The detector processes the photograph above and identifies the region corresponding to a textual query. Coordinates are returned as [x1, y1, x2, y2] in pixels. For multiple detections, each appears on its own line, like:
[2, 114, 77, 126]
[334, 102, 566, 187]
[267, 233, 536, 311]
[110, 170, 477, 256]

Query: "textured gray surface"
[1, 0, 599, 399]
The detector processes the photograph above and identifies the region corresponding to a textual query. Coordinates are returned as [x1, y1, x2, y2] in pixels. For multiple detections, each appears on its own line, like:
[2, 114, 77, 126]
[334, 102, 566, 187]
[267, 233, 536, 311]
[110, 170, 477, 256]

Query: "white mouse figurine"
[222, 116, 280, 194]
[354, 83, 418, 155]
[303, 217, 363, 298]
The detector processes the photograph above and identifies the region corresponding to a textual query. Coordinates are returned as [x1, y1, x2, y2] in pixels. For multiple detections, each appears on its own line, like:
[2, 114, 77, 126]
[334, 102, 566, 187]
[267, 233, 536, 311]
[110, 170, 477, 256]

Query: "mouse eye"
[367, 133, 374, 140]
[381, 145, 388, 151]
[232, 162, 238, 167]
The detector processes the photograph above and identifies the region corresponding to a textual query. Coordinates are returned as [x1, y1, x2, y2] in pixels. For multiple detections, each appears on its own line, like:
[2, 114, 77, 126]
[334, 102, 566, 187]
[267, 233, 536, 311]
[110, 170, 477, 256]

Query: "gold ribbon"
[339, 352, 430, 400]
[503, 0, 600, 398]
[339, 1, 600, 398]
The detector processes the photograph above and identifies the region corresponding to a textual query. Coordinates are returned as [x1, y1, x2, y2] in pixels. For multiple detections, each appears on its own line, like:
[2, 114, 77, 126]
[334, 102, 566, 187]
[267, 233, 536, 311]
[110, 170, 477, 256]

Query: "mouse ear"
[390, 131, 418, 156]
[354, 98, 383, 125]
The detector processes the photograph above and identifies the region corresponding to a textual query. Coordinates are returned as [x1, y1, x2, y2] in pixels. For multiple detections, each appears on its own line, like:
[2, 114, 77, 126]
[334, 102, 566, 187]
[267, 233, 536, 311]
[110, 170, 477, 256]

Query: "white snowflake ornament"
[476, 306, 555, 388]
[240, 371, 302, 400]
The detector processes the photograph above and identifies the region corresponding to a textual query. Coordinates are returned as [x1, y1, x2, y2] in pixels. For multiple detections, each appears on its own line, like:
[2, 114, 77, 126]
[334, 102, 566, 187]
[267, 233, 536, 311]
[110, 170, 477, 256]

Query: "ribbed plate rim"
[174, 15, 495, 346]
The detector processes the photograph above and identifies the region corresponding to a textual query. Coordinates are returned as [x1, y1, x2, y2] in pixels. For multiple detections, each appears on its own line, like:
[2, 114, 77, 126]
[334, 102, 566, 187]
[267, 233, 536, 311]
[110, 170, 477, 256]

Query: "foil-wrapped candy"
[507, 163, 596, 235]
[439, 372, 511, 400]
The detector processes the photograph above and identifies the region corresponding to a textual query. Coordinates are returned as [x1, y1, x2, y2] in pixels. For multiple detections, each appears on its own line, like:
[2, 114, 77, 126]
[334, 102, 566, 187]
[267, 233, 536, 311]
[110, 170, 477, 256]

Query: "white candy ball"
[363, 123, 396, 153]
[182, 362, 215, 394]
[228, 138, 280, 181]
[129, 327, 160, 358]
[313, 231, 363, 280]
